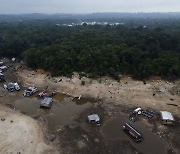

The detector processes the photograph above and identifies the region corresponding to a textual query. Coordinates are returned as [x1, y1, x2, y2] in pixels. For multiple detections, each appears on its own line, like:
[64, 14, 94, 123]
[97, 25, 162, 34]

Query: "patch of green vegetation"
[0, 20, 180, 80]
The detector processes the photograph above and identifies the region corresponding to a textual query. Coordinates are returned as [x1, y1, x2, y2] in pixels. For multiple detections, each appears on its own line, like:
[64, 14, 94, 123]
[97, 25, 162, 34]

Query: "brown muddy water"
[47, 92, 93, 131]
[53, 92, 69, 102]
[46, 101, 91, 131]
[102, 117, 166, 154]
[10, 92, 93, 132]
[13, 97, 41, 115]
[54, 92, 97, 105]
[73, 97, 97, 105]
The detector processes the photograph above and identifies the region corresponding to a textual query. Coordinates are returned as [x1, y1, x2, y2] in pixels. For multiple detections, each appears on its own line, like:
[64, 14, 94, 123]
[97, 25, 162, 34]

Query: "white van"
[14, 83, 20, 91]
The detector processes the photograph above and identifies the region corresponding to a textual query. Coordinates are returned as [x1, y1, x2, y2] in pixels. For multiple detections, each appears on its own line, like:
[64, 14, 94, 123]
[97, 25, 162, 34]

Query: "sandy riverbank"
[17, 68, 180, 116]
[0, 104, 58, 154]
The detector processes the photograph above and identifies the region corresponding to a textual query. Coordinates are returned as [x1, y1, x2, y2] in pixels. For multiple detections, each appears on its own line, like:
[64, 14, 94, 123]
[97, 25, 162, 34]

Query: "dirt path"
[0, 105, 58, 154]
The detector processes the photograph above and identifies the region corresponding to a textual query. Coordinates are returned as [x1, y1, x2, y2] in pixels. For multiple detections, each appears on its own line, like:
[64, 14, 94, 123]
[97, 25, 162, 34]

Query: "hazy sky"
[0, 0, 180, 14]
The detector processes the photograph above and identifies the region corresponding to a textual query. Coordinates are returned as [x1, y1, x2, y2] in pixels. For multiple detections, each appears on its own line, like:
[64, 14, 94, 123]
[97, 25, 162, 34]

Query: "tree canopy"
[0, 18, 180, 80]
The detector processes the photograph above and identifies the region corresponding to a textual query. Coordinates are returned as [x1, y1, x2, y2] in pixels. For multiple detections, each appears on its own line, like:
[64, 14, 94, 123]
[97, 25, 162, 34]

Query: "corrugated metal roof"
[88, 114, 100, 122]
[41, 97, 52, 105]
[160, 111, 175, 121]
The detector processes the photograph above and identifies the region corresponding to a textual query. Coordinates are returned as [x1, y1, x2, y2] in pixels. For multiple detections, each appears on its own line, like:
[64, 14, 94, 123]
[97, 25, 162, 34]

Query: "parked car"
[0, 73, 5, 82]
[0, 61, 3, 66]
[4, 82, 20, 92]
[133, 107, 142, 115]
[123, 123, 143, 142]
[23, 86, 38, 96]
[40, 97, 53, 108]
[0, 66, 8, 71]
[0, 72, 4, 78]
[7, 82, 15, 92]
[14, 82, 20, 91]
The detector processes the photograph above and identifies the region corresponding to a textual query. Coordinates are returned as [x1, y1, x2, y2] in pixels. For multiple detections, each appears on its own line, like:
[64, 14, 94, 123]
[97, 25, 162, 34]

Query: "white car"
[133, 107, 142, 115]
[23, 86, 38, 96]
[0, 66, 7, 71]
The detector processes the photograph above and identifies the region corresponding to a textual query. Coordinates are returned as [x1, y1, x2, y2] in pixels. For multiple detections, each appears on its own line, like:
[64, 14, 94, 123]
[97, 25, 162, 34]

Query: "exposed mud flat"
[102, 117, 166, 154]
[13, 97, 41, 115]
[0, 62, 180, 154]
[56, 105, 143, 154]
[46, 99, 92, 131]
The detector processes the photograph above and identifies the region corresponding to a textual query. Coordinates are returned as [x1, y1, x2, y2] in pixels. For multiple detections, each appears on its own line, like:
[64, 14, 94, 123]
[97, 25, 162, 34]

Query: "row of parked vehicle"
[3, 83, 54, 108]
[23, 86, 54, 108]
[0, 61, 7, 82]
[4, 82, 20, 92]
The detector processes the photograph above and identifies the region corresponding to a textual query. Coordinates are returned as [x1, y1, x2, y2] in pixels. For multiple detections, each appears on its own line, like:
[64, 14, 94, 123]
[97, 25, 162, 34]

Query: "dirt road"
[0, 105, 58, 154]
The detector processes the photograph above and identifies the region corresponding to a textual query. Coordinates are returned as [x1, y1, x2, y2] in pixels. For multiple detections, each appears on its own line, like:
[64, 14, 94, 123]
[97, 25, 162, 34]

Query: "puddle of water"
[102, 117, 166, 154]
[53, 92, 69, 102]
[10, 91, 96, 132]
[53, 92, 97, 105]
[13, 97, 41, 115]
[73, 97, 97, 105]
[47, 101, 91, 131]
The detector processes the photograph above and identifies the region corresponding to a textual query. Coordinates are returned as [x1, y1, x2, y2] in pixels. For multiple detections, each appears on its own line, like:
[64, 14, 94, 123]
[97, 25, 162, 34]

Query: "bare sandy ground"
[0, 105, 58, 154]
[17, 68, 180, 117]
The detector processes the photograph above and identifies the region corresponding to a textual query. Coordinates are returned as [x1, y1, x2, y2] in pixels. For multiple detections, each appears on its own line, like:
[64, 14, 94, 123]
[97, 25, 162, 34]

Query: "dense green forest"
[0, 15, 180, 80]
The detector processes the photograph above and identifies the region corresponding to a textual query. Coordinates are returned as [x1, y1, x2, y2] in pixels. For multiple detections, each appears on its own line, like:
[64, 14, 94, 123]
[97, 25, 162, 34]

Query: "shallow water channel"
[12, 92, 95, 131]
[13, 97, 41, 115]
[47, 93, 95, 131]
[11, 92, 166, 153]
[102, 117, 166, 154]
[46, 101, 91, 131]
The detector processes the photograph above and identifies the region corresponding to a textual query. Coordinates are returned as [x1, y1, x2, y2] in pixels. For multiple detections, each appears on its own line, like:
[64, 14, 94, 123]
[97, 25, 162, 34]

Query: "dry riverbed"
[0, 61, 180, 154]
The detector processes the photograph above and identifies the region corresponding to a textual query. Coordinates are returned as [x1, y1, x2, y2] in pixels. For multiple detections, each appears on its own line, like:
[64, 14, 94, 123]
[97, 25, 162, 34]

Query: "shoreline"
[17, 68, 180, 116]
[0, 64, 179, 154]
